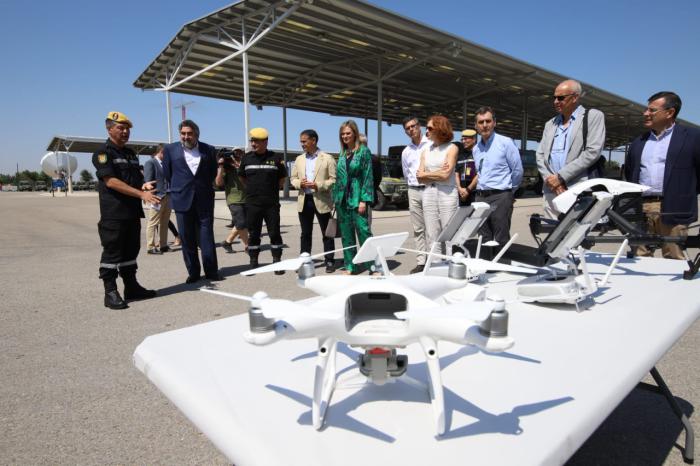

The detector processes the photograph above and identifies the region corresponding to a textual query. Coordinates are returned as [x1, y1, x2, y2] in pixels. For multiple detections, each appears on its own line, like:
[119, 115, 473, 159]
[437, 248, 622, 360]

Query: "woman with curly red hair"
[416, 115, 459, 257]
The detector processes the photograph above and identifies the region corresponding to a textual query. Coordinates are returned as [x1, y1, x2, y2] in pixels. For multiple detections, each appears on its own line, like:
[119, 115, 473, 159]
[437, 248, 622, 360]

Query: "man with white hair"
[536, 79, 606, 218]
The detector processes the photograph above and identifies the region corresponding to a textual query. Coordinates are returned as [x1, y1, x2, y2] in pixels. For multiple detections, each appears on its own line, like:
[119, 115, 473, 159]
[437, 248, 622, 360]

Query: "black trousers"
[475, 190, 514, 246]
[98, 218, 140, 281]
[247, 201, 284, 259]
[299, 195, 334, 263]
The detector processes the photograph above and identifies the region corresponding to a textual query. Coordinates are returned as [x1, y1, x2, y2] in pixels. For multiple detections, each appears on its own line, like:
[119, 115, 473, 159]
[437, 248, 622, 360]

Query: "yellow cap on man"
[106, 111, 133, 128]
[249, 127, 269, 140]
[461, 129, 477, 137]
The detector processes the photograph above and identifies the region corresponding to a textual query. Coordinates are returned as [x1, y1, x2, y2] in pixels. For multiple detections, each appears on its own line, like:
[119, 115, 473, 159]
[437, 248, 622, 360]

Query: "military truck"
[18, 180, 33, 191]
[374, 147, 409, 210]
[34, 181, 47, 191]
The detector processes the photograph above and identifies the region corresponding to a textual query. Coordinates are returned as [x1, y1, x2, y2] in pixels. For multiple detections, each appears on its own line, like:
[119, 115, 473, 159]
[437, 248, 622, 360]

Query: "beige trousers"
[146, 194, 172, 249]
[636, 200, 687, 260]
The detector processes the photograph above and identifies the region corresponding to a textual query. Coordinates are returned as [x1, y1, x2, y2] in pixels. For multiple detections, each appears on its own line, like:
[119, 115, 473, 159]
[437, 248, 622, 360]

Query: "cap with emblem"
[249, 127, 269, 140]
[461, 129, 477, 137]
[106, 111, 132, 128]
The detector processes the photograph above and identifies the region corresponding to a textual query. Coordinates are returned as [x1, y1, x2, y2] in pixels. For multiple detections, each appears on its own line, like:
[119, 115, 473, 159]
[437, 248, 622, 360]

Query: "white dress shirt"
[401, 135, 430, 186]
[183, 144, 201, 175]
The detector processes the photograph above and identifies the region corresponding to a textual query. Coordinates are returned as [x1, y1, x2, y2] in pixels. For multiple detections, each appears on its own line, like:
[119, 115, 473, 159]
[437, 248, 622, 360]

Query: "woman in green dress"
[332, 120, 374, 275]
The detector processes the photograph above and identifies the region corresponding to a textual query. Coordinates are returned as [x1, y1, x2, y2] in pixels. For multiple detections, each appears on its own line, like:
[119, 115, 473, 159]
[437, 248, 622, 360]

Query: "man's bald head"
[553, 79, 582, 118]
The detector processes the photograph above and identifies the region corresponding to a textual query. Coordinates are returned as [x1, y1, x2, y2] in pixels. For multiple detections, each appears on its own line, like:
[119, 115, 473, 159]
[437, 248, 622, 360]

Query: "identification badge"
[97, 154, 107, 164]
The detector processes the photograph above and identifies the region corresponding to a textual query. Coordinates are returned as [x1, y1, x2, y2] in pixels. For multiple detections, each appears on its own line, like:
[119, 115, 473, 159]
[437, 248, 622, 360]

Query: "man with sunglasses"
[401, 116, 430, 273]
[239, 127, 288, 272]
[536, 79, 606, 218]
[624, 91, 700, 259]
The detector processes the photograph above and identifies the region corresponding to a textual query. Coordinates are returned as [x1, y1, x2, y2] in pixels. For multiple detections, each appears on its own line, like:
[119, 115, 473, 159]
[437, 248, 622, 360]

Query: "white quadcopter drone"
[202, 223, 537, 436]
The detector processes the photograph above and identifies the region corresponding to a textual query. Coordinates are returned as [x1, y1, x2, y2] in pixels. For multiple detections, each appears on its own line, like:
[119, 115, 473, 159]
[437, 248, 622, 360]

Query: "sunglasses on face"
[554, 93, 577, 102]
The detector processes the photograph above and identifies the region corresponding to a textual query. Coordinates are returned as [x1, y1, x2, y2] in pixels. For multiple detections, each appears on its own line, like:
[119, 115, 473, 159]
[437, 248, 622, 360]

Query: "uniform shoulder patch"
[97, 154, 108, 164]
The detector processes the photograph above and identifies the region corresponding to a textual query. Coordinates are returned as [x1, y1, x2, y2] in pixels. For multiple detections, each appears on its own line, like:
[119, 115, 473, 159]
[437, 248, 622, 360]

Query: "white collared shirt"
[401, 135, 430, 186]
[183, 144, 201, 175]
[304, 149, 319, 194]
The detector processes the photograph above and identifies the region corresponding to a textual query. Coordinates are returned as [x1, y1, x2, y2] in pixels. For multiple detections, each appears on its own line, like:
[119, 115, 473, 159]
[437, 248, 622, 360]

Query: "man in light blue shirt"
[536, 79, 606, 218]
[471, 106, 523, 245]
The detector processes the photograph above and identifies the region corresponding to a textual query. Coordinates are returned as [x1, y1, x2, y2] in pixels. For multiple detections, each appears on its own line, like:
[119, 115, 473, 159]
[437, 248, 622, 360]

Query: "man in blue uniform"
[92, 111, 160, 309]
[239, 127, 287, 273]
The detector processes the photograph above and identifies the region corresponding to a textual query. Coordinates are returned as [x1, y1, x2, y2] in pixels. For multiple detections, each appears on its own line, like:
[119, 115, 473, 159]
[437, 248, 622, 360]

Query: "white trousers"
[407, 187, 426, 265]
[422, 183, 458, 259]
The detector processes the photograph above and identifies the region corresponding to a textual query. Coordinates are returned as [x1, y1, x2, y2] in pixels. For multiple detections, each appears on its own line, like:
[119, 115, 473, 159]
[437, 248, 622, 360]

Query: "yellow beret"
[461, 129, 477, 137]
[106, 111, 132, 128]
[249, 127, 269, 140]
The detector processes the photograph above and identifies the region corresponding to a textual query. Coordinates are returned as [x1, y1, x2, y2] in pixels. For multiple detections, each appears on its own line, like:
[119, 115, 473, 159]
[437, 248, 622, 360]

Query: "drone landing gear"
[312, 337, 338, 430]
[312, 342, 448, 436]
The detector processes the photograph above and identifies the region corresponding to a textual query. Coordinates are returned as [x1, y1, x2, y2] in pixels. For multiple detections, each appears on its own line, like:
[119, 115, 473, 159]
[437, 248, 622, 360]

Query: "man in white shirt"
[401, 116, 430, 273]
[162, 120, 221, 283]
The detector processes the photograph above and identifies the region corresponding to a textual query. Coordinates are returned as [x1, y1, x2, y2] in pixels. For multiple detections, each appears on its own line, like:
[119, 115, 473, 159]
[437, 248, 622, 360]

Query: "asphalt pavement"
[0, 191, 697, 465]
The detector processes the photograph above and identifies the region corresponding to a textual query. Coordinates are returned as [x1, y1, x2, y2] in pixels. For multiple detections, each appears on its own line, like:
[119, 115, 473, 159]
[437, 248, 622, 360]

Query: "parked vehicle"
[34, 181, 47, 191]
[18, 180, 33, 191]
[518, 150, 543, 197]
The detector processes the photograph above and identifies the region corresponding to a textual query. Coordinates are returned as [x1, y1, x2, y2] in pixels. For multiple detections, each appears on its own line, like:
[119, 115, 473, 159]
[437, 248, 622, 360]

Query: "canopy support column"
[377, 59, 382, 156]
[282, 105, 289, 199]
[520, 94, 529, 152]
[165, 89, 173, 143]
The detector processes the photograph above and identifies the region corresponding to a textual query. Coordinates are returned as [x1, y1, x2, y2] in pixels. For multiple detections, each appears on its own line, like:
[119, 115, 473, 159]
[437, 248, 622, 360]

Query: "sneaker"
[222, 241, 233, 253]
[410, 264, 425, 274]
[147, 248, 162, 255]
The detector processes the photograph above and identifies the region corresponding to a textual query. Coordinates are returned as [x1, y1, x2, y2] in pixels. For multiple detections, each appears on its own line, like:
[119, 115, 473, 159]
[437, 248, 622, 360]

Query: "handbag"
[325, 208, 342, 238]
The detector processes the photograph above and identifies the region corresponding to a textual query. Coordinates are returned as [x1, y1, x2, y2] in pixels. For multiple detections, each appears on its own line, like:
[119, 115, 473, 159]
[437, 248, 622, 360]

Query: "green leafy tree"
[80, 170, 94, 183]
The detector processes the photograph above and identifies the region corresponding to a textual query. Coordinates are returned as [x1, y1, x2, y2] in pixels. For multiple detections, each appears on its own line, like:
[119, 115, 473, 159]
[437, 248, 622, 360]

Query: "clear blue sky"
[2, 0, 699, 175]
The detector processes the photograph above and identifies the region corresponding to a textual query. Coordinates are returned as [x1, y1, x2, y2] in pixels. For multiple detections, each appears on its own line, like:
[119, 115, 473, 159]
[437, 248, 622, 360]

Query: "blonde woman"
[332, 120, 374, 274]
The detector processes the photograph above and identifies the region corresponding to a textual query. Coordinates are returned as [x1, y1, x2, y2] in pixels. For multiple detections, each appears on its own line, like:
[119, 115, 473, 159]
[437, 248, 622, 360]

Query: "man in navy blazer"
[163, 120, 221, 282]
[625, 91, 700, 259]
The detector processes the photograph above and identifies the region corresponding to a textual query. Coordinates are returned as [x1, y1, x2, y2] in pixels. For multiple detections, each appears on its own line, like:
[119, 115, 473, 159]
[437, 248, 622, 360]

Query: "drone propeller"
[200, 287, 338, 320]
[199, 287, 254, 302]
[399, 248, 537, 276]
[240, 246, 357, 276]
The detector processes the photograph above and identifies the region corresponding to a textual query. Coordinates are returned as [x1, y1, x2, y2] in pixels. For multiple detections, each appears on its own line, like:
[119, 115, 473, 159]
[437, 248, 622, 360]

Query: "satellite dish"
[41, 152, 77, 178]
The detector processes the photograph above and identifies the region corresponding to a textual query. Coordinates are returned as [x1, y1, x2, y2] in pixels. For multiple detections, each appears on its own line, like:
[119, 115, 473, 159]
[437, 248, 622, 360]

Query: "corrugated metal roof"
[133, 0, 697, 150]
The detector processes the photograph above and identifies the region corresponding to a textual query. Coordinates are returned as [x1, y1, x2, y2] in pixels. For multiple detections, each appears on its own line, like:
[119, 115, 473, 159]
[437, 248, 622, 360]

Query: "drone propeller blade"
[240, 257, 308, 276]
[199, 287, 254, 302]
[240, 246, 357, 276]
[462, 258, 538, 275]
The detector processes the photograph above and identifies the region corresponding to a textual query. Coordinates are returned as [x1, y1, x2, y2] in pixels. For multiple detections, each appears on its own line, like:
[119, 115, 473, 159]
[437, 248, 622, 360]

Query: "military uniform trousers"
[247, 201, 284, 259]
[337, 202, 372, 273]
[98, 218, 141, 281]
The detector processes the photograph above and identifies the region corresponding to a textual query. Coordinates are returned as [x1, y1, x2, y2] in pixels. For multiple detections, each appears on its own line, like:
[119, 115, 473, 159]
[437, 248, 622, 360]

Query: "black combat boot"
[272, 254, 285, 275]
[122, 274, 157, 301]
[103, 280, 128, 310]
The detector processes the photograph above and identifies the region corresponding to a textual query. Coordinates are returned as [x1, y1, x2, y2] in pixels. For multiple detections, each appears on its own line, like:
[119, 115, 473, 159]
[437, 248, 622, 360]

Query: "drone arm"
[419, 336, 446, 436]
[312, 337, 337, 430]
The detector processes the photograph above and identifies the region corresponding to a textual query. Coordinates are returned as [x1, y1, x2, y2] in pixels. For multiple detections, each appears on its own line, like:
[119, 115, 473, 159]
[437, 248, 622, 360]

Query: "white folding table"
[134, 255, 698, 465]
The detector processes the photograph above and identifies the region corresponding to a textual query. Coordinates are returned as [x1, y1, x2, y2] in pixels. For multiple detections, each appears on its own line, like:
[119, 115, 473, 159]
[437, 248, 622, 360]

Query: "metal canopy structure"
[46, 136, 238, 156]
[134, 0, 697, 154]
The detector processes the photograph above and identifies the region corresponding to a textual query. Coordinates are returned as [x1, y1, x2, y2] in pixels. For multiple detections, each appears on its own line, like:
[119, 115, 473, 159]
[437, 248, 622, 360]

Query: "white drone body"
[204, 232, 525, 436]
